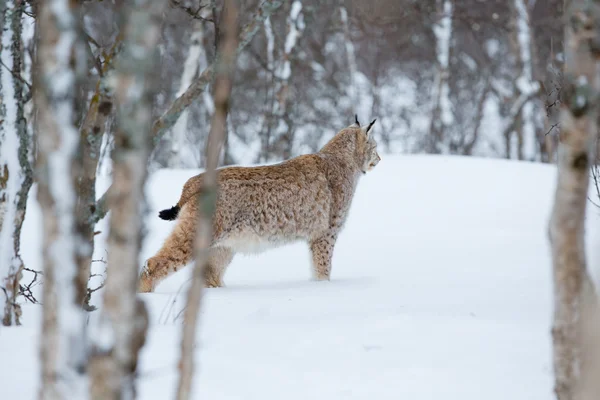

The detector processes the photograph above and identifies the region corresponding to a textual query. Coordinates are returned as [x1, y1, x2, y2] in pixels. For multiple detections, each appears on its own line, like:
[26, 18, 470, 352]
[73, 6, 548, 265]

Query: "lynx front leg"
[310, 233, 337, 281]
[138, 208, 196, 292]
[203, 247, 234, 288]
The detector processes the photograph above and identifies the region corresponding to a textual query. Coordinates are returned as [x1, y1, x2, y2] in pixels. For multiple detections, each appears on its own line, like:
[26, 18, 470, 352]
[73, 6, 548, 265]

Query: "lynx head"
[320, 115, 382, 173]
[352, 115, 381, 174]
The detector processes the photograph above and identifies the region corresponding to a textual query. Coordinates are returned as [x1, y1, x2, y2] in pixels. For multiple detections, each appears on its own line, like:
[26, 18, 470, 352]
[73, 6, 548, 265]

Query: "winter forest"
[2, 0, 600, 399]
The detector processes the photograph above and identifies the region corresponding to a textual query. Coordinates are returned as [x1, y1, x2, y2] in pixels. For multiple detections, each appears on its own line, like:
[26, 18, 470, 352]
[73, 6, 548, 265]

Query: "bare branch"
[500, 86, 542, 140]
[169, 0, 213, 22]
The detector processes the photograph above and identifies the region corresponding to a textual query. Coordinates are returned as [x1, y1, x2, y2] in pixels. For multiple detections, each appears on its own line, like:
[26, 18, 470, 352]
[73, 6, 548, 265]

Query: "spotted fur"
[138, 120, 381, 292]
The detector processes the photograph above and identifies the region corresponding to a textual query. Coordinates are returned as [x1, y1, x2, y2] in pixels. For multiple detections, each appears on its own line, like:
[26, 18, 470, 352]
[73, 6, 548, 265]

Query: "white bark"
[549, 0, 600, 398]
[168, 20, 208, 168]
[35, 0, 88, 397]
[264, 16, 275, 73]
[269, 0, 304, 159]
[88, 0, 165, 398]
[0, 0, 25, 327]
[514, 0, 541, 161]
[429, 0, 453, 153]
[340, 6, 358, 107]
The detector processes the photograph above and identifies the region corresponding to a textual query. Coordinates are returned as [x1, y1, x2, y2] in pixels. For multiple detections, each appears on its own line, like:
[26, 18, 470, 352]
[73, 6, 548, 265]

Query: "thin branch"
[169, 0, 213, 22]
[545, 123, 560, 136]
[83, 31, 104, 77]
[0, 58, 32, 94]
[501, 87, 543, 139]
[18, 267, 43, 305]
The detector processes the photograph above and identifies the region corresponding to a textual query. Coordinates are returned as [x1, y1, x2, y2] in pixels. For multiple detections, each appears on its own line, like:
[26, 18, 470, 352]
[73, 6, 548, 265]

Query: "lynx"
[138, 117, 381, 292]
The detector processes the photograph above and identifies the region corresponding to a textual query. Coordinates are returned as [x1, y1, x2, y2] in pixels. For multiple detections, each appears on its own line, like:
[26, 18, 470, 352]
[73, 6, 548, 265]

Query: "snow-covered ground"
[4, 154, 600, 399]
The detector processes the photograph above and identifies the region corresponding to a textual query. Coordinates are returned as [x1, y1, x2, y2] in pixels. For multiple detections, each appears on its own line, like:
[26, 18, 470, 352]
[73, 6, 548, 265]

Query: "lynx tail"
[158, 205, 180, 221]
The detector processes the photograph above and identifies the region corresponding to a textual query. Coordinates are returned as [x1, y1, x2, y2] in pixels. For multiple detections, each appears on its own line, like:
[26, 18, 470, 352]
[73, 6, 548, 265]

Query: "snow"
[6, 154, 600, 398]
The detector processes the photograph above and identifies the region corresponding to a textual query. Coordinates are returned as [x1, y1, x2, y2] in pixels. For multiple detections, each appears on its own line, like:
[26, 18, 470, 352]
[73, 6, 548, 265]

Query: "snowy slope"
[5, 154, 600, 400]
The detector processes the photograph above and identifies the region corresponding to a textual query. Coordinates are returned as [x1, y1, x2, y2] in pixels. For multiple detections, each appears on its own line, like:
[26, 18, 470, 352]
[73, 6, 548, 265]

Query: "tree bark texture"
[509, 0, 543, 161]
[87, 0, 165, 399]
[548, 1, 600, 399]
[0, 0, 32, 327]
[168, 20, 206, 169]
[428, 0, 453, 154]
[74, 36, 123, 310]
[268, 0, 304, 161]
[34, 0, 89, 398]
[175, 1, 239, 399]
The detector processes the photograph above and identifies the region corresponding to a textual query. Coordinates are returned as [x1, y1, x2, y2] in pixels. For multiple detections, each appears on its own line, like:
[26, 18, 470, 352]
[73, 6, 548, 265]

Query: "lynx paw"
[205, 279, 224, 288]
[313, 274, 331, 282]
[138, 274, 155, 293]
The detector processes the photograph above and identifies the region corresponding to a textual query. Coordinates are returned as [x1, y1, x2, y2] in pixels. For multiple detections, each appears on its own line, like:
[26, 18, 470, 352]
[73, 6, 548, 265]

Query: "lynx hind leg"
[138, 205, 197, 293]
[309, 232, 337, 281]
[203, 247, 234, 288]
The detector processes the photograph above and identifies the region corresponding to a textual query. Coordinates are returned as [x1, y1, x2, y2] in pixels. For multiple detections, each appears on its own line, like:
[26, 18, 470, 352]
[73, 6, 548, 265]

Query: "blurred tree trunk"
[74, 36, 123, 310]
[428, 0, 453, 154]
[267, 0, 304, 160]
[87, 0, 165, 398]
[260, 14, 275, 162]
[175, 1, 239, 399]
[340, 6, 358, 109]
[168, 20, 206, 169]
[35, 0, 89, 397]
[0, 0, 32, 326]
[509, 0, 543, 161]
[548, 0, 600, 398]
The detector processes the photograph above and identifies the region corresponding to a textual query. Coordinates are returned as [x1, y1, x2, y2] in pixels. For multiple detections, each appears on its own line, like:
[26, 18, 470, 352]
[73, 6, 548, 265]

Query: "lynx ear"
[366, 119, 376, 136]
[354, 114, 360, 127]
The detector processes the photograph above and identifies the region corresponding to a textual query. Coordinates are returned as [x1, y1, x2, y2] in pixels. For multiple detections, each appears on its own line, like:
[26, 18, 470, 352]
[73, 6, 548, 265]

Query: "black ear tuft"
[366, 119, 377, 133]
[354, 114, 360, 126]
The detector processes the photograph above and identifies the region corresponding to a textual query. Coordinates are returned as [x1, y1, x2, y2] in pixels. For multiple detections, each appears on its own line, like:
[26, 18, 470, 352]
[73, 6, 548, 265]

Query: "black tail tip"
[158, 205, 180, 221]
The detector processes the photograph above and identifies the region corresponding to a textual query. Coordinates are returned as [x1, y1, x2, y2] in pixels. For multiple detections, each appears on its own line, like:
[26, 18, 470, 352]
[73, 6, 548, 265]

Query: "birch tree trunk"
[340, 6, 358, 109]
[74, 36, 123, 309]
[268, 0, 304, 160]
[548, 0, 600, 398]
[35, 0, 89, 397]
[168, 20, 207, 169]
[428, 0, 453, 154]
[0, 0, 32, 327]
[175, 1, 239, 398]
[260, 15, 275, 162]
[510, 0, 543, 161]
[87, 0, 165, 398]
